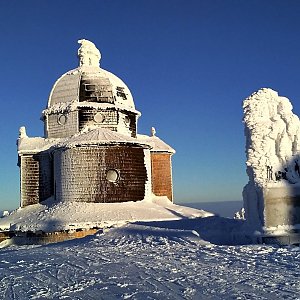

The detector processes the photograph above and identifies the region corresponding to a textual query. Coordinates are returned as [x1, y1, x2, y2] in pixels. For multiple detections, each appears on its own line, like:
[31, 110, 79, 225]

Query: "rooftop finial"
[19, 126, 27, 139]
[77, 39, 101, 67]
[151, 127, 156, 137]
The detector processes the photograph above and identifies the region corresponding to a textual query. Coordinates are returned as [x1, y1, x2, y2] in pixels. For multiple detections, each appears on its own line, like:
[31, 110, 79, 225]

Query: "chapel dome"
[47, 39, 136, 113]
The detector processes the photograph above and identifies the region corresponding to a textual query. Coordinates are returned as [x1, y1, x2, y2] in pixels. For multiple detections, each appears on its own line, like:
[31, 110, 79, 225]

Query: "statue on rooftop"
[78, 39, 101, 67]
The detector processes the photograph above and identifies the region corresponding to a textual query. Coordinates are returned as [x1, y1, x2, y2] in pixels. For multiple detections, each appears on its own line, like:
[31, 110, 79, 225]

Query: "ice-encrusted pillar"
[243, 88, 300, 237]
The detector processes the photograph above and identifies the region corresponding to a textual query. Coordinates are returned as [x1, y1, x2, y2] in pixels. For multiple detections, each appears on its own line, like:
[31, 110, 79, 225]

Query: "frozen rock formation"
[243, 88, 300, 236]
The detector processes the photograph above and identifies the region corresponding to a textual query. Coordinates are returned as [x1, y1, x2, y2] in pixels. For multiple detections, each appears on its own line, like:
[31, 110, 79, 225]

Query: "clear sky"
[1, 0, 300, 210]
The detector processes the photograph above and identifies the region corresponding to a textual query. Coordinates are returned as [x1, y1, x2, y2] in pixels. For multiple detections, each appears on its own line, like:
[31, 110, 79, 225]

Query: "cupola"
[43, 39, 140, 139]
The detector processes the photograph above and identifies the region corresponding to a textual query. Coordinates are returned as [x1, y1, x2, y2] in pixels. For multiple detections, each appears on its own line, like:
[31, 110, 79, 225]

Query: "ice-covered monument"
[18, 39, 175, 207]
[243, 88, 300, 244]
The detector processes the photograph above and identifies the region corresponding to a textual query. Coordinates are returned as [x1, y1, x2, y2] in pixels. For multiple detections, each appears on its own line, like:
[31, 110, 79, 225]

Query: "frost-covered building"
[18, 39, 175, 207]
[243, 88, 300, 244]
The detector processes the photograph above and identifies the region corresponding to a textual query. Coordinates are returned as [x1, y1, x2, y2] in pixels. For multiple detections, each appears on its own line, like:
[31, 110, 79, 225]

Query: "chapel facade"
[17, 39, 175, 207]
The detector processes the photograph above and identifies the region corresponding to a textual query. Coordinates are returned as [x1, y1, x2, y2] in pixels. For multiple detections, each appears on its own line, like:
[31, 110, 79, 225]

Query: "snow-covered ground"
[0, 198, 299, 299]
[0, 196, 213, 232]
[0, 222, 300, 299]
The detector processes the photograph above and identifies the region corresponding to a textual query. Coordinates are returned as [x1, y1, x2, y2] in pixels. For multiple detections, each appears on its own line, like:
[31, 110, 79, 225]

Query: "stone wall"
[151, 153, 173, 201]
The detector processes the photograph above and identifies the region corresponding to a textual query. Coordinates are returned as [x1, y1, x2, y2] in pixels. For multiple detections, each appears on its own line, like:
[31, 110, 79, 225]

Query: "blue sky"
[1, 0, 300, 210]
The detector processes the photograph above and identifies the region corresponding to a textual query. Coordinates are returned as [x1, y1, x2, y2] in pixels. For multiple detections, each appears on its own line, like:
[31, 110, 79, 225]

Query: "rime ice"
[243, 88, 300, 244]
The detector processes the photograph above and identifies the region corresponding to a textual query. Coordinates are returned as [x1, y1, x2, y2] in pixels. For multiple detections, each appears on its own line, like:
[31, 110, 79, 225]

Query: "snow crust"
[0, 196, 213, 233]
[0, 220, 299, 299]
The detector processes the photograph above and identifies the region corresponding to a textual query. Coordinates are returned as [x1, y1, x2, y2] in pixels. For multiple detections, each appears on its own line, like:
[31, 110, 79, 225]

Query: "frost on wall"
[243, 88, 300, 229]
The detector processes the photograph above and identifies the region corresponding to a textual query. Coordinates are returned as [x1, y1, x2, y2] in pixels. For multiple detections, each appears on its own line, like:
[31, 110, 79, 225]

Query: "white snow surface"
[0, 196, 213, 232]
[0, 221, 299, 299]
[1, 196, 297, 299]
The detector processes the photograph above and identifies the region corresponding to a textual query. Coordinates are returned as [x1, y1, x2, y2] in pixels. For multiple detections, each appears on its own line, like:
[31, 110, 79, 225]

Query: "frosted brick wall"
[55, 146, 148, 203]
[47, 111, 79, 138]
[78, 108, 118, 131]
[20, 153, 53, 207]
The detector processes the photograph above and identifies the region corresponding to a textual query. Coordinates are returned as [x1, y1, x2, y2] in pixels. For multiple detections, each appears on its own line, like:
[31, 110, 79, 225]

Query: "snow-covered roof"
[48, 67, 135, 110]
[137, 134, 175, 153]
[58, 128, 151, 149]
[47, 40, 136, 113]
[47, 69, 81, 107]
[17, 137, 62, 154]
[17, 129, 176, 154]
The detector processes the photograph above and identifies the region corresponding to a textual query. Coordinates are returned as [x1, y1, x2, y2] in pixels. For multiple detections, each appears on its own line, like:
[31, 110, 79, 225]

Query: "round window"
[58, 114, 67, 125]
[94, 112, 105, 123]
[106, 169, 119, 183]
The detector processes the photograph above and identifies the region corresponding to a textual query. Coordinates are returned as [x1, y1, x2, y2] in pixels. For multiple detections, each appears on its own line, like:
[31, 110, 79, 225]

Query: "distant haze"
[179, 201, 243, 218]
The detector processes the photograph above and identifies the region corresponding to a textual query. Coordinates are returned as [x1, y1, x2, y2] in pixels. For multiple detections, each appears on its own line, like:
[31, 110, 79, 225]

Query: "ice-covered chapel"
[18, 39, 175, 207]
